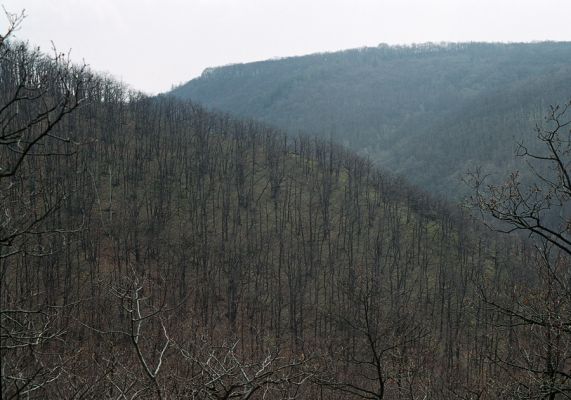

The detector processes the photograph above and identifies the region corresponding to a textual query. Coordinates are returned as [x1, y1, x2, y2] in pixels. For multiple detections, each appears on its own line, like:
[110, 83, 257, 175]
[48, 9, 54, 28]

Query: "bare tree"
[178, 337, 311, 399]
[468, 101, 571, 256]
[103, 272, 172, 400]
[0, 7, 24, 48]
[0, 10, 92, 398]
[466, 100, 571, 399]
[315, 280, 431, 400]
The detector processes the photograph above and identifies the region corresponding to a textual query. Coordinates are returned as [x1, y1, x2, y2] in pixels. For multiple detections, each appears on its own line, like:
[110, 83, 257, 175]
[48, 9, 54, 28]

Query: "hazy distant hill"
[171, 42, 571, 198]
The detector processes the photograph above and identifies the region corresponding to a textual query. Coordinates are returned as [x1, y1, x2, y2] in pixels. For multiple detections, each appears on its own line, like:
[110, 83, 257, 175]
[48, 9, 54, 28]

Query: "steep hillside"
[171, 42, 571, 198]
[3, 41, 568, 399]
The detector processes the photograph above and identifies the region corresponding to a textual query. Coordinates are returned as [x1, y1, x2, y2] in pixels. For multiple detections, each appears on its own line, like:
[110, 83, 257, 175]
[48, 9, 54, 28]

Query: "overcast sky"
[2, 0, 570, 94]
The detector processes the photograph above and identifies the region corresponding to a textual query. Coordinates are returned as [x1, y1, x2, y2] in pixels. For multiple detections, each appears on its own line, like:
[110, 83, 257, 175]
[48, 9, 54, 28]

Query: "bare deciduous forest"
[1, 10, 570, 400]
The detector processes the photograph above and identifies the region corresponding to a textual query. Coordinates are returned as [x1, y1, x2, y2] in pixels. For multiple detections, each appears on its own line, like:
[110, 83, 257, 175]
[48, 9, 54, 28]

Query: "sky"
[2, 0, 570, 94]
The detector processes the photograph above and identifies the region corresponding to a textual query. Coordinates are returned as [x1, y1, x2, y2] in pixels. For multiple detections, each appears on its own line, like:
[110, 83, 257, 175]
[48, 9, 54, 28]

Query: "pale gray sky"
[2, 0, 570, 94]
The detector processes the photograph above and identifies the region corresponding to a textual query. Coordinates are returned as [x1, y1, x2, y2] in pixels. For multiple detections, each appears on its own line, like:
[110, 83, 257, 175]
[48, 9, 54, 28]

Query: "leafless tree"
[467, 100, 571, 399]
[178, 337, 311, 399]
[0, 10, 92, 398]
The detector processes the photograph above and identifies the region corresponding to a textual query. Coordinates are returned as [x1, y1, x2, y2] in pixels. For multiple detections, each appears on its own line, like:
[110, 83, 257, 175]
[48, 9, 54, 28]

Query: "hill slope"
[3, 41, 567, 399]
[171, 42, 571, 198]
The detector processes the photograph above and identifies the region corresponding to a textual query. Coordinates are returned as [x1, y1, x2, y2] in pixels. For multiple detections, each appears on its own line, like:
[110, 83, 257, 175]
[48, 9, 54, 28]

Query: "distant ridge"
[171, 41, 571, 199]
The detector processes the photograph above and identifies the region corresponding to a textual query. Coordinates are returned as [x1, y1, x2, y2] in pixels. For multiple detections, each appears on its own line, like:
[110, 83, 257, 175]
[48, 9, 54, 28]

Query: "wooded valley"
[1, 12, 571, 400]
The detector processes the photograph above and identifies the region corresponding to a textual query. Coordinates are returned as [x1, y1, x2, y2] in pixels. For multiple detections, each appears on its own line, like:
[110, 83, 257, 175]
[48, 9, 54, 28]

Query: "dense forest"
[171, 42, 571, 198]
[2, 14, 571, 400]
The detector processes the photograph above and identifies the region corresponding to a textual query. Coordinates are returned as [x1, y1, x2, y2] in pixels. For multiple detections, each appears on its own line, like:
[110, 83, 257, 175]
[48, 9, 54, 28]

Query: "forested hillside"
[171, 42, 571, 198]
[2, 31, 571, 400]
